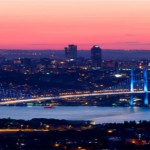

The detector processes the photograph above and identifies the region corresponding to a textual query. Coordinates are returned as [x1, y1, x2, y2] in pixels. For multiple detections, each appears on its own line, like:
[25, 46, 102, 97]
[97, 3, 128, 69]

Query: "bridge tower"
[130, 69, 148, 106]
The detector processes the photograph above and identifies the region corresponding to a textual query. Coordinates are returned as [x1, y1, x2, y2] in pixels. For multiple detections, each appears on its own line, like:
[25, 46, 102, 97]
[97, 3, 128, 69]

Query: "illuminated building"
[65, 44, 77, 60]
[91, 45, 102, 68]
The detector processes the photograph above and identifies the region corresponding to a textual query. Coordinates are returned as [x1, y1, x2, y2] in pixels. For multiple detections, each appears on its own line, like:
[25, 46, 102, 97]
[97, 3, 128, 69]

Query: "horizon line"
[0, 49, 150, 51]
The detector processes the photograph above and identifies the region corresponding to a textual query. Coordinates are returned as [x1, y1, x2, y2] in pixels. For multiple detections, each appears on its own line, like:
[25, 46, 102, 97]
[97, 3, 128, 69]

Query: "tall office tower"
[91, 45, 102, 68]
[65, 44, 77, 60]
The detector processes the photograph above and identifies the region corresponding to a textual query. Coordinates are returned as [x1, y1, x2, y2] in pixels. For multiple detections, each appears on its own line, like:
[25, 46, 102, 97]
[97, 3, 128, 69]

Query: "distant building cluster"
[64, 44, 102, 69]
[0, 45, 102, 69]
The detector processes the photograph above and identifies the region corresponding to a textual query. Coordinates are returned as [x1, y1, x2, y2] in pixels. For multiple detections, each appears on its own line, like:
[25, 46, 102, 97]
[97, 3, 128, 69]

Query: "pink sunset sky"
[0, 0, 150, 50]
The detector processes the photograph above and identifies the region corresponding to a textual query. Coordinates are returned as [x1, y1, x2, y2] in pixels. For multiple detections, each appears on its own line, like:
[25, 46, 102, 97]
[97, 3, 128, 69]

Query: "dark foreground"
[0, 118, 150, 149]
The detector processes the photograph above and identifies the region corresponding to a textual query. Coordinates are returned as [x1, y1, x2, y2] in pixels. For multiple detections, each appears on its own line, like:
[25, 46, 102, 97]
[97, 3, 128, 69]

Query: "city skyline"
[0, 0, 150, 50]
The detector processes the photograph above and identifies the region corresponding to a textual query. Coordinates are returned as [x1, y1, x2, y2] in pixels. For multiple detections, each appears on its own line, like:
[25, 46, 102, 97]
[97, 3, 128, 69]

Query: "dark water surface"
[0, 106, 150, 124]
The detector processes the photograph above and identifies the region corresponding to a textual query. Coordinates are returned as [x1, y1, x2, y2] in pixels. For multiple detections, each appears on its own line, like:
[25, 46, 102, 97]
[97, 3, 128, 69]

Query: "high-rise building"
[65, 44, 77, 60]
[91, 45, 102, 68]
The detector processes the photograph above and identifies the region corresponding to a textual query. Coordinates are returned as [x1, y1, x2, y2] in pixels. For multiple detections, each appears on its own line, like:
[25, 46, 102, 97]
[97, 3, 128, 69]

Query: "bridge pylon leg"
[144, 92, 148, 106]
[130, 69, 134, 106]
[130, 94, 134, 106]
[130, 69, 134, 92]
[144, 69, 148, 106]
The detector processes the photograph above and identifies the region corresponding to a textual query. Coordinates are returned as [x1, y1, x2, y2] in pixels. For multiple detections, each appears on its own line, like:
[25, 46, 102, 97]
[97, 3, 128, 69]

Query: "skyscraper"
[91, 45, 102, 68]
[65, 44, 77, 60]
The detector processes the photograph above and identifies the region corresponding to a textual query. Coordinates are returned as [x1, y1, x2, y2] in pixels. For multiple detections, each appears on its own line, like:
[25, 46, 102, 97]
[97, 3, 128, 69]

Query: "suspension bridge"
[0, 69, 149, 106]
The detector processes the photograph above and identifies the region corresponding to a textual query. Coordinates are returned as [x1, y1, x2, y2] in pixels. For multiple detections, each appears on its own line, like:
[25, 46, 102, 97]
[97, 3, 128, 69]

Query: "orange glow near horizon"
[0, 0, 150, 50]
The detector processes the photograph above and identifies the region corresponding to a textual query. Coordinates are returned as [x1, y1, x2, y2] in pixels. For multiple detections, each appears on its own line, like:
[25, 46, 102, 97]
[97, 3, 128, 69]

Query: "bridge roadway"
[0, 90, 148, 105]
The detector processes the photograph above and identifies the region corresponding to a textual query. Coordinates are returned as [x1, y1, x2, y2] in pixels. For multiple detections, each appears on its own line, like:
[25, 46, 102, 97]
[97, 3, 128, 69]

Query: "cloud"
[125, 41, 140, 44]
[125, 34, 136, 37]
[96, 41, 150, 46]
[125, 42, 150, 46]
[31, 44, 49, 46]
[139, 42, 150, 46]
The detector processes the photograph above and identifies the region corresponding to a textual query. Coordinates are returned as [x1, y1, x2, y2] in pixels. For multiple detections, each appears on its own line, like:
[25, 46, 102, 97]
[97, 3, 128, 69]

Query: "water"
[0, 106, 150, 124]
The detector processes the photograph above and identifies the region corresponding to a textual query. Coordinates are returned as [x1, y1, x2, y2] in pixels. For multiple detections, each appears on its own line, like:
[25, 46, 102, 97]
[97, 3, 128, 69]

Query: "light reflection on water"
[0, 106, 150, 124]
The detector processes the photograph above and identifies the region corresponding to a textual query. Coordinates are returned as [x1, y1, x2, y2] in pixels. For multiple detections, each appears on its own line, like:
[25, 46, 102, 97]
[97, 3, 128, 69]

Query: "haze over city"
[0, 0, 150, 50]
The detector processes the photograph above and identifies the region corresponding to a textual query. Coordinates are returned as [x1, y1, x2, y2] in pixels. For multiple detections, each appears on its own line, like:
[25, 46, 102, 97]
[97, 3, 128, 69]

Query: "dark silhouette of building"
[21, 58, 31, 66]
[91, 45, 102, 68]
[65, 44, 77, 60]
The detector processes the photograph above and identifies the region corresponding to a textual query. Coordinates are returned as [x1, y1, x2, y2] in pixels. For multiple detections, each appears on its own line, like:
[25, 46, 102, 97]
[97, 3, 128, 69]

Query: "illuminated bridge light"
[0, 90, 147, 105]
